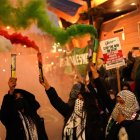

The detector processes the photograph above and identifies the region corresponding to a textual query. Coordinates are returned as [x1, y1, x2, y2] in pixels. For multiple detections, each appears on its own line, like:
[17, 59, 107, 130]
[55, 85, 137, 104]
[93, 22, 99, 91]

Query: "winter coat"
[0, 89, 48, 140]
[45, 78, 107, 140]
[106, 119, 140, 140]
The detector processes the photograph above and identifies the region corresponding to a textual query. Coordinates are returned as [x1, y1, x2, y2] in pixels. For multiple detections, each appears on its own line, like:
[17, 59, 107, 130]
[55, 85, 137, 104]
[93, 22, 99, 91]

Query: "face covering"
[112, 103, 124, 121]
[15, 98, 29, 112]
[112, 90, 140, 121]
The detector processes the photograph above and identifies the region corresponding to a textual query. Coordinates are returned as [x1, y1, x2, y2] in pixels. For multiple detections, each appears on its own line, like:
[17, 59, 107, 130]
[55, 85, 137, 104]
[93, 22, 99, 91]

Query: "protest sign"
[100, 37, 125, 70]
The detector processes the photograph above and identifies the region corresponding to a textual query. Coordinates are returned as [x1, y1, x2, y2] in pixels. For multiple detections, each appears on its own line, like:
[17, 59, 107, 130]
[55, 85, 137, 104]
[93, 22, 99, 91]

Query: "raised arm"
[90, 64, 115, 113]
[39, 76, 70, 117]
[0, 77, 17, 126]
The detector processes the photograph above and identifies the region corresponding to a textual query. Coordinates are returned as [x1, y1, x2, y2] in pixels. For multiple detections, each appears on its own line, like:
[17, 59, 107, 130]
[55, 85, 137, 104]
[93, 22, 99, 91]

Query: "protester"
[39, 62, 140, 140]
[106, 90, 140, 140]
[87, 70, 109, 136]
[0, 77, 48, 140]
[39, 65, 107, 140]
[90, 64, 140, 140]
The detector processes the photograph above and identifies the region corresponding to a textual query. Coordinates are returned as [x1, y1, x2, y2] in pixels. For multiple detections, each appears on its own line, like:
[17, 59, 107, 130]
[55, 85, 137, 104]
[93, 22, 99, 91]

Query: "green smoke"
[0, 0, 98, 45]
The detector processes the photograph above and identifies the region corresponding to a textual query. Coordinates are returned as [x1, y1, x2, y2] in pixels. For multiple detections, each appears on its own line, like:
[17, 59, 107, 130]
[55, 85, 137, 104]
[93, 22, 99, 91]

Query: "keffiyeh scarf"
[63, 99, 86, 140]
[106, 90, 140, 136]
[18, 111, 38, 140]
[112, 90, 140, 121]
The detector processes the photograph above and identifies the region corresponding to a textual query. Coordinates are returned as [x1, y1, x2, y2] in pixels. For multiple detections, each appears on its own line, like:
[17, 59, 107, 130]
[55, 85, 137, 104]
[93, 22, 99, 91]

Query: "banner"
[100, 37, 125, 70]
[60, 46, 89, 75]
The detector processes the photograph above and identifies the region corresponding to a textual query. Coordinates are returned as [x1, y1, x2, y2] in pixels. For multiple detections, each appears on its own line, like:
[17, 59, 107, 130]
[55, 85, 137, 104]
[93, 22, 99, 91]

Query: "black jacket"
[105, 119, 140, 140]
[0, 89, 48, 140]
[45, 78, 108, 140]
[99, 85, 140, 140]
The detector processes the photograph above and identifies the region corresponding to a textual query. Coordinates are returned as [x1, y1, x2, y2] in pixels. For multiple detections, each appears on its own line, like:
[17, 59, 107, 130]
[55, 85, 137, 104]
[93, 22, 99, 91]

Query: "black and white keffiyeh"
[112, 90, 140, 121]
[63, 99, 86, 140]
[18, 111, 38, 140]
[106, 90, 140, 136]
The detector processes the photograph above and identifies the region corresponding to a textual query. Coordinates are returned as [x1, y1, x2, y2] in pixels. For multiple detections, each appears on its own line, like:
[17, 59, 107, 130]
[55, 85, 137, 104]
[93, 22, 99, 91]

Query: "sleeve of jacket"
[0, 94, 17, 126]
[94, 77, 115, 113]
[45, 87, 70, 118]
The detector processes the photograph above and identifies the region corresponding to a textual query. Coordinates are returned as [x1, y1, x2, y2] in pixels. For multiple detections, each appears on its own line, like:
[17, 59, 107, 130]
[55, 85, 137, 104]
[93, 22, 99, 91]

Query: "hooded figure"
[111, 90, 139, 121]
[0, 88, 48, 140]
[106, 90, 140, 140]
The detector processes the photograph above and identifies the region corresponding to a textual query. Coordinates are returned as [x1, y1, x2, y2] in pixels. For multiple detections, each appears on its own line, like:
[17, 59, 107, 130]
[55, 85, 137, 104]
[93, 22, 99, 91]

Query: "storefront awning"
[48, 0, 82, 16]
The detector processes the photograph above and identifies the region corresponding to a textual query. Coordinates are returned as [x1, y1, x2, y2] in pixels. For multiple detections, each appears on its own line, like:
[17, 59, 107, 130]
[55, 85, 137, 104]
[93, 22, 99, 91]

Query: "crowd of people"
[0, 51, 140, 140]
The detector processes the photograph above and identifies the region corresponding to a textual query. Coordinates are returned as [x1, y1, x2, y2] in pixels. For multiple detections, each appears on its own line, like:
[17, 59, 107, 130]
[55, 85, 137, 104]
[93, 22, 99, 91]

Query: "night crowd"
[0, 51, 140, 140]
